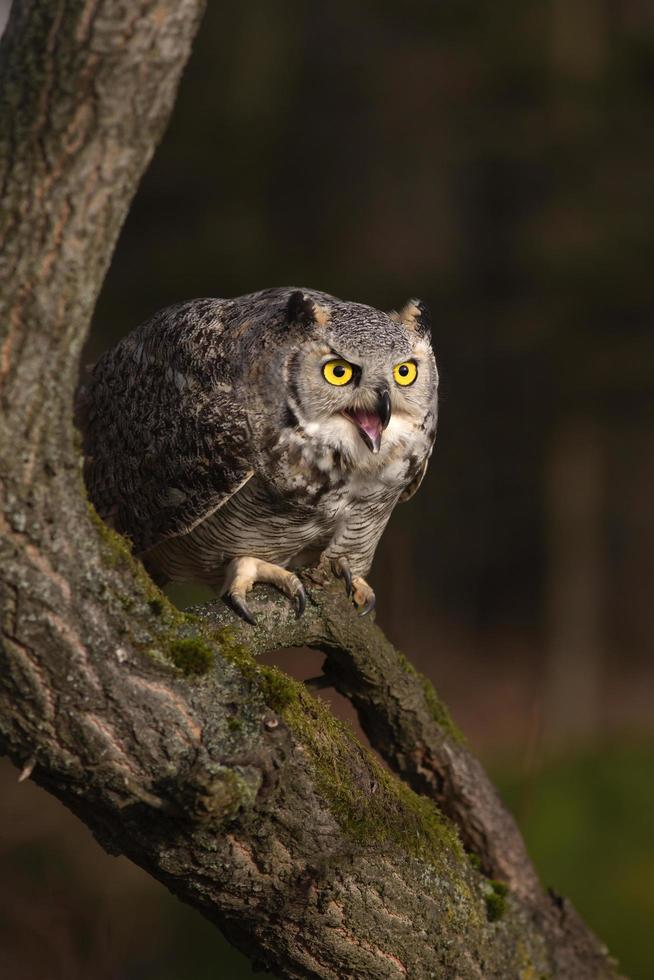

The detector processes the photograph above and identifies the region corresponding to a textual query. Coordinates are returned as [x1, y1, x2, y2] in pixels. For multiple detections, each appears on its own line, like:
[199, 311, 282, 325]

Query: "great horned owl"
[78, 288, 439, 622]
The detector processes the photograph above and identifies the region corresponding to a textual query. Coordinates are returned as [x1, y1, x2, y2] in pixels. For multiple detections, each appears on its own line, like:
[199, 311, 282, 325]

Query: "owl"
[78, 288, 439, 623]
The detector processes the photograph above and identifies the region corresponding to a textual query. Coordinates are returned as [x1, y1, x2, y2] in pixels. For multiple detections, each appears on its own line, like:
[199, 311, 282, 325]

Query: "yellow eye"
[323, 359, 353, 386]
[393, 361, 417, 386]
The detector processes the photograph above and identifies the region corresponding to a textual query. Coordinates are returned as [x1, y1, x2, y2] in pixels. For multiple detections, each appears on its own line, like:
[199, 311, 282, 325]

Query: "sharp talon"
[229, 594, 257, 626]
[358, 595, 376, 617]
[332, 557, 353, 596]
[295, 585, 306, 618]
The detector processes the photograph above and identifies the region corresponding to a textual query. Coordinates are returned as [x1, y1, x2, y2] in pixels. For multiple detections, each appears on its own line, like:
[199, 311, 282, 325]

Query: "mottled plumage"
[78, 287, 439, 620]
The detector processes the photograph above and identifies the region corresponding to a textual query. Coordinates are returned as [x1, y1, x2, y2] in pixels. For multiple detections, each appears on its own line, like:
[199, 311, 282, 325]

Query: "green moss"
[148, 596, 165, 616]
[167, 637, 215, 676]
[485, 890, 505, 922]
[87, 502, 185, 627]
[215, 628, 461, 865]
[485, 879, 509, 921]
[281, 680, 462, 865]
[397, 650, 464, 743]
[214, 629, 295, 709]
[468, 851, 482, 871]
[212, 626, 253, 666]
[258, 664, 300, 711]
[87, 500, 134, 566]
[421, 676, 465, 743]
[118, 594, 135, 612]
[88, 503, 227, 680]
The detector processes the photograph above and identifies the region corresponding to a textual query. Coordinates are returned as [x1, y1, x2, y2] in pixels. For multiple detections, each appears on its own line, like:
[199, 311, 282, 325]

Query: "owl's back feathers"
[78, 298, 254, 552]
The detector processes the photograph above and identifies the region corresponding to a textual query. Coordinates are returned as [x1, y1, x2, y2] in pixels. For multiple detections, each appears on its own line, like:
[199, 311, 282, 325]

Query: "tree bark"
[0, 3, 621, 978]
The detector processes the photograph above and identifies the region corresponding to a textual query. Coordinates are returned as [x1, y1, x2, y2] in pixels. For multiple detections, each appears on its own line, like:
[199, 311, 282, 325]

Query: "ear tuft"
[286, 290, 317, 327]
[393, 298, 431, 338]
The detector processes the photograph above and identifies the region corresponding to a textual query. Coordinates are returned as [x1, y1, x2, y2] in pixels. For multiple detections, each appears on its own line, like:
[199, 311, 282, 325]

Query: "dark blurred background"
[1, 1, 653, 977]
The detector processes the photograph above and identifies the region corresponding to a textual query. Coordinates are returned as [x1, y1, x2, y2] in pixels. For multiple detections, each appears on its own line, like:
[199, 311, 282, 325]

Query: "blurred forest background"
[1, 1, 653, 978]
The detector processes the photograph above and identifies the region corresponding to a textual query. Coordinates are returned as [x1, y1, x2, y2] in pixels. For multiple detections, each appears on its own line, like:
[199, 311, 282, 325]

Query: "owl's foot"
[221, 556, 306, 625]
[352, 576, 376, 616]
[331, 557, 376, 617]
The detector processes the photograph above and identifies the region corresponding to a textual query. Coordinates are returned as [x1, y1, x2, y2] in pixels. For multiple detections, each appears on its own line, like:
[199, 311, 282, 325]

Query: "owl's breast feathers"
[260, 409, 432, 505]
[144, 409, 432, 586]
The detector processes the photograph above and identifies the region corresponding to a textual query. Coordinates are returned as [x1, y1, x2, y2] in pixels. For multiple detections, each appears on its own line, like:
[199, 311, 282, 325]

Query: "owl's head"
[278, 290, 438, 459]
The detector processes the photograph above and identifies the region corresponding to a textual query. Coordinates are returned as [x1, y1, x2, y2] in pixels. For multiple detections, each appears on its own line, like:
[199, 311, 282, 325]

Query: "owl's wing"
[398, 456, 429, 503]
[77, 301, 255, 554]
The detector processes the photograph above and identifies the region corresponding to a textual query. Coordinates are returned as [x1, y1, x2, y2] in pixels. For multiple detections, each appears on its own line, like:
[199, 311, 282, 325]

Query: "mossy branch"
[195, 580, 539, 896]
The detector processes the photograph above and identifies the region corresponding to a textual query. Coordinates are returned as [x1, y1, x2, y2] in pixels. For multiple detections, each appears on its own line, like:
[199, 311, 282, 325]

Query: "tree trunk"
[0, 4, 621, 978]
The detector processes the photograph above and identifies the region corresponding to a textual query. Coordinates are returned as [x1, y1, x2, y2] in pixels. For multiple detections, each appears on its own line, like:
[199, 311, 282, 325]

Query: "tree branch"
[197, 583, 541, 899]
[0, 3, 621, 978]
[197, 584, 620, 979]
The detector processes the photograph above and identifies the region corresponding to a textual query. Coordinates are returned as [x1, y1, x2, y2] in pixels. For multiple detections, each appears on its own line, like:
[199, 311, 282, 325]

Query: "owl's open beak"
[343, 389, 391, 454]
